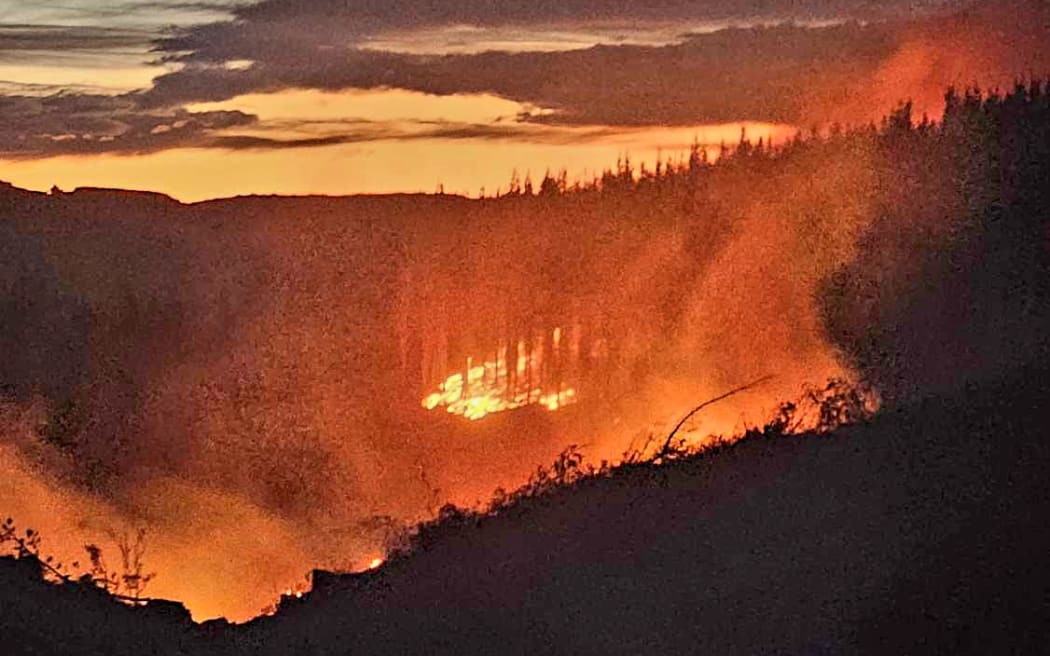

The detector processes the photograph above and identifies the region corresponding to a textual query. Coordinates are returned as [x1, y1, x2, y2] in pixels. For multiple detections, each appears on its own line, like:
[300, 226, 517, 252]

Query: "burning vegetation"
[421, 329, 579, 420]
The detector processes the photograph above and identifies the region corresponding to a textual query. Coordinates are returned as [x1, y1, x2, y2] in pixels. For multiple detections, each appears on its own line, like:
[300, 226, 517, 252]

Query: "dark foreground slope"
[3, 363, 1049, 654]
[227, 366, 1050, 656]
[0, 556, 226, 655]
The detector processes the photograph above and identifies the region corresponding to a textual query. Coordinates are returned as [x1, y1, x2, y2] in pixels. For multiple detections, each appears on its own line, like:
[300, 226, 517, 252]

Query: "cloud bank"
[1, 0, 1047, 157]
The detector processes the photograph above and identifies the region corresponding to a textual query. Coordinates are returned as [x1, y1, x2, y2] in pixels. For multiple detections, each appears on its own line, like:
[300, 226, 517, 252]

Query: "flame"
[367, 557, 384, 570]
[422, 329, 578, 421]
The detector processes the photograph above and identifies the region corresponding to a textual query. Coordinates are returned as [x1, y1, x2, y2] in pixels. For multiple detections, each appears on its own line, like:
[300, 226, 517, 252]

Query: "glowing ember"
[367, 557, 384, 570]
[422, 329, 578, 420]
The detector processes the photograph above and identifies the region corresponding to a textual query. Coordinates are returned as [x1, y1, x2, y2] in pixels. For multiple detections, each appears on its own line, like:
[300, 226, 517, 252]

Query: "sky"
[0, 0, 1046, 200]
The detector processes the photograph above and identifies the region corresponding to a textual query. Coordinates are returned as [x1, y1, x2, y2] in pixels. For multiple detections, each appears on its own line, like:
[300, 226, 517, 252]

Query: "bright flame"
[422, 329, 578, 421]
[367, 557, 384, 570]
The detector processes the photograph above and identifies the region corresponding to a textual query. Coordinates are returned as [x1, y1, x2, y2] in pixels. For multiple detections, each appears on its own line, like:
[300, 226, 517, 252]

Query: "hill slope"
[3, 363, 1048, 654]
[226, 365, 1050, 655]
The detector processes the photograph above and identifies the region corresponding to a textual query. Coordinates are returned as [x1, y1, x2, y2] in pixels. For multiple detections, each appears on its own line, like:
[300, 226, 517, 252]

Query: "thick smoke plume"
[0, 133, 881, 619]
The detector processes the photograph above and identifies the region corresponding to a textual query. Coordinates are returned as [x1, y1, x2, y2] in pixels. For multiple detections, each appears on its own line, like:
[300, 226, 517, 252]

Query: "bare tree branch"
[657, 375, 776, 458]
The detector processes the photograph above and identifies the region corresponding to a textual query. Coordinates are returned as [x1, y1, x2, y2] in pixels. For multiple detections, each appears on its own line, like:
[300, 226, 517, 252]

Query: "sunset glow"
[4, 1, 1036, 200]
[0, 97, 796, 200]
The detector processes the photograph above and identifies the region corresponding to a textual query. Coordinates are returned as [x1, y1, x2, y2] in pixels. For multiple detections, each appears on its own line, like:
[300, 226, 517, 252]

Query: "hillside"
[227, 363, 1050, 655]
[3, 362, 1048, 654]
[2, 82, 1049, 651]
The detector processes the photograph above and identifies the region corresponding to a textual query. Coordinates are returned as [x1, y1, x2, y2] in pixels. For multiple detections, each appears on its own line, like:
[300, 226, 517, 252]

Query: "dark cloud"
[197, 0, 961, 42]
[0, 93, 254, 157]
[3, 1, 241, 30]
[202, 125, 511, 150]
[0, 93, 611, 156]
[143, 0, 1050, 127]
[177, 117, 630, 151]
[142, 22, 900, 124]
[154, 0, 960, 66]
[2, 0, 1047, 157]
[0, 25, 151, 57]
[205, 133, 365, 150]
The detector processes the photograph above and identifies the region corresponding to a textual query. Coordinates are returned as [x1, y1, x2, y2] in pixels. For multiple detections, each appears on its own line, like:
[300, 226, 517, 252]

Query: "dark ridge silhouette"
[0, 555, 220, 655]
[0, 181, 45, 201]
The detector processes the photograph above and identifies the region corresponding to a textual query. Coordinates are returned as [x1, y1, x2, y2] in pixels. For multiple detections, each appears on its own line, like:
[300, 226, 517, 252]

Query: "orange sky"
[0, 1, 1043, 200]
[0, 90, 796, 201]
[0, 3, 941, 201]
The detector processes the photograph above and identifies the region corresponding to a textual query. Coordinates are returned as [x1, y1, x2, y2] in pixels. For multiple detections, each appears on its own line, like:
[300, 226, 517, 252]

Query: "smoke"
[0, 161, 886, 620]
[0, 120, 880, 619]
[806, 0, 1050, 126]
[665, 144, 876, 436]
[0, 398, 362, 619]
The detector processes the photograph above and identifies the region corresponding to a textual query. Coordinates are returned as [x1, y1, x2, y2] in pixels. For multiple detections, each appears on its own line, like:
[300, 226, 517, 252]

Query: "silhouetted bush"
[389, 378, 874, 564]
